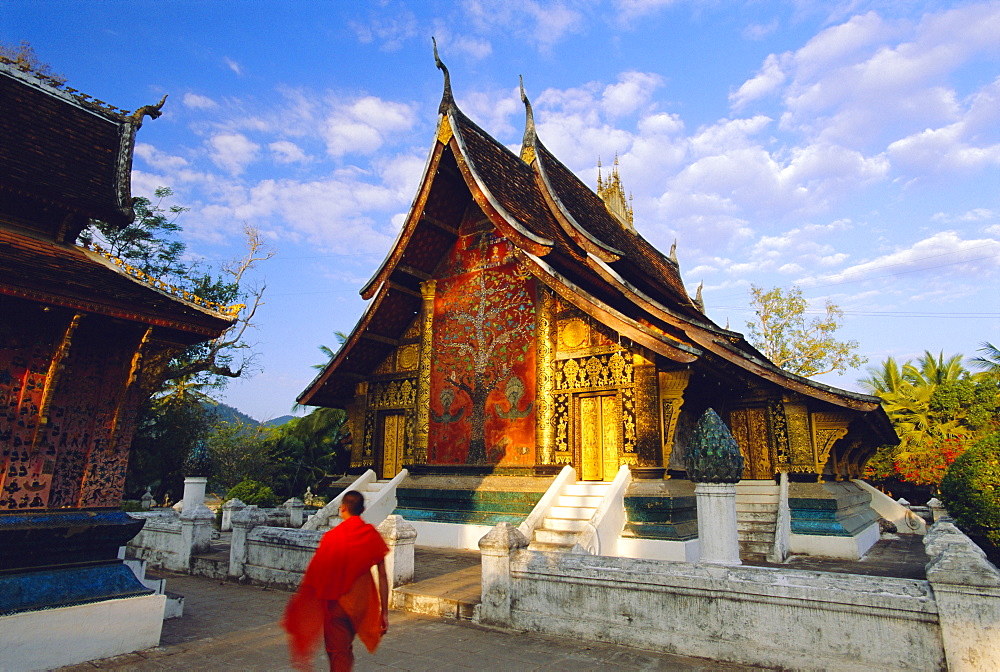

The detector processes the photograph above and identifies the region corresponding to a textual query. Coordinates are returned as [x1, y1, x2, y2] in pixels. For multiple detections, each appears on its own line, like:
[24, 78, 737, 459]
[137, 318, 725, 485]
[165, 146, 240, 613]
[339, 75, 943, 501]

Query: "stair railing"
[577, 465, 632, 556]
[360, 468, 408, 528]
[518, 465, 576, 540]
[301, 469, 376, 531]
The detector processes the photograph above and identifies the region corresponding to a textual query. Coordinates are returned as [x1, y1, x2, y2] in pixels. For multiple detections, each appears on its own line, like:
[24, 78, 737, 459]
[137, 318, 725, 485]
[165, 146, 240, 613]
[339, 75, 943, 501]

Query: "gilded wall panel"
[812, 412, 851, 479]
[728, 407, 773, 479]
[535, 287, 555, 464]
[414, 280, 436, 464]
[658, 369, 690, 469]
[784, 402, 815, 474]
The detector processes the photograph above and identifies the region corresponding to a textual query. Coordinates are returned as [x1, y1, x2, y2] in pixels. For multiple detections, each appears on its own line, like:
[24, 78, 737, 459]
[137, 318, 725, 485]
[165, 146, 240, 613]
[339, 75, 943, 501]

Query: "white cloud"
[796, 231, 1000, 286]
[932, 208, 996, 224]
[223, 57, 242, 76]
[208, 133, 260, 175]
[323, 97, 416, 157]
[183, 92, 218, 109]
[602, 71, 663, 117]
[350, 9, 419, 51]
[730, 53, 787, 111]
[461, 0, 584, 51]
[269, 141, 309, 164]
[743, 20, 779, 41]
[134, 143, 189, 171]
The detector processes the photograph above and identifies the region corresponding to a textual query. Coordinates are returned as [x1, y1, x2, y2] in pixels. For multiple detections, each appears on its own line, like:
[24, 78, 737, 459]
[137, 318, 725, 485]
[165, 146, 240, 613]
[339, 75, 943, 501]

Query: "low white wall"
[408, 520, 494, 550]
[0, 594, 165, 671]
[501, 551, 944, 671]
[242, 527, 321, 590]
[789, 520, 881, 560]
[617, 536, 700, 562]
[126, 512, 185, 571]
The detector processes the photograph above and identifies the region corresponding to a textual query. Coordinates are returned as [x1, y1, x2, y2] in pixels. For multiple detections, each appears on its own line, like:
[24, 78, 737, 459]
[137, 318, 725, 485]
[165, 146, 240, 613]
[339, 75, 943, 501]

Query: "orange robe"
[282, 515, 389, 668]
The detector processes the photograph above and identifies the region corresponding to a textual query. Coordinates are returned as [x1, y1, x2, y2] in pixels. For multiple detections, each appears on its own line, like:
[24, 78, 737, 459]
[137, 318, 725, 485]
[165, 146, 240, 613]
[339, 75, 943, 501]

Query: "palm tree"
[970, 342, 1000, 381]
[908, 350, 966, 387]
[859, 356, 909, 395]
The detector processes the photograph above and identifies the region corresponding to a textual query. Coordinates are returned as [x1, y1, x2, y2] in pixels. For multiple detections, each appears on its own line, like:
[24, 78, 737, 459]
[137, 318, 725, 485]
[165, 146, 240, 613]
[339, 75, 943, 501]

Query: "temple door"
[579, 393, 621, 481]
[379, 412, 405, 479]
[728, 407, 773, 480]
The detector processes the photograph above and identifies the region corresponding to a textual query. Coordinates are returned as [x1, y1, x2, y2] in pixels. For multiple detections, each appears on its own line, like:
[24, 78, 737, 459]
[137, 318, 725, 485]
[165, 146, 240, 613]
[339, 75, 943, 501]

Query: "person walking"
[282, 490, 389, 671]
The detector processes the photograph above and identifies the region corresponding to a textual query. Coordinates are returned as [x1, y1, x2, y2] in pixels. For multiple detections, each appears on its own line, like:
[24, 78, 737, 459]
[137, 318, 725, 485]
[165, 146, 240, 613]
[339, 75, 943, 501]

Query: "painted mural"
[0, 299, 145, 510]
[429, 209, 537, 465]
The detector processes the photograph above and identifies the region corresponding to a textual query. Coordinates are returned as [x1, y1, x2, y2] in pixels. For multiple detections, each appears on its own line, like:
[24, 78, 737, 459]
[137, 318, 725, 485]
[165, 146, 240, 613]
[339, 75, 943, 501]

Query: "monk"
[282, 491, 390, 671]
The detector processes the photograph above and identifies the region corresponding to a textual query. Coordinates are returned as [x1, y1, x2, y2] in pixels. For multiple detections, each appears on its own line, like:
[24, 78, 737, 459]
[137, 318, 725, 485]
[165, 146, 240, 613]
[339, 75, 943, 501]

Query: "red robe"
[282, 515, 389, 668]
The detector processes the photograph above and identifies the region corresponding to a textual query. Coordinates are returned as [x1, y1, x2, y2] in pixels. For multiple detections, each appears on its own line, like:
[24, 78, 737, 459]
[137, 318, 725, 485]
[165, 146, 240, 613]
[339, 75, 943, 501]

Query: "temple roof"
[299, 56, 890, 434]
[0, 229, 235, 342]
[0, 58, 163, 240]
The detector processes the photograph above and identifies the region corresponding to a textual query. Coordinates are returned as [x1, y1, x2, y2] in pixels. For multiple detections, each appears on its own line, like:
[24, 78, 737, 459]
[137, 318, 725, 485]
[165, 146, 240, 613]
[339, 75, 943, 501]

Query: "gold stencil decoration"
[536, 288, 555, 464]
[728, 407, 773, 479]
[397, 344, 419, 371]
[812, 412, 851, 479]
[784, 402, 815, 474]
[437, 117, 453, 145]
[558, 318, 589, 350]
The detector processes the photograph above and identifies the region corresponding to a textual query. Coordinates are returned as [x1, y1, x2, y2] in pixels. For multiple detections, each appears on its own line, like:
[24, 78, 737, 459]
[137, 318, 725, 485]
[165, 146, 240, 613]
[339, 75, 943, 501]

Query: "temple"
[299, 52, 897, 561]
[0, 57, 236, 666]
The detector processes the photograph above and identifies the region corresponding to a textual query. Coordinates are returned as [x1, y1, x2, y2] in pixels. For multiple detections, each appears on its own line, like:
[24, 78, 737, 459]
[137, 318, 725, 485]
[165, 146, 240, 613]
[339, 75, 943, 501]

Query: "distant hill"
[264, 415, 296, 427]
[203, 401, 258, 426]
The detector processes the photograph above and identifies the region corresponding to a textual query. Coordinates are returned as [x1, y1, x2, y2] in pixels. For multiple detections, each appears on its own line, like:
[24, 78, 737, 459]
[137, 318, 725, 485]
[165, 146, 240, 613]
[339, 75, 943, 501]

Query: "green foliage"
[224, 479, 279, 508]
[746, 284, 866, 378]
[862, 351, 1000, 488]
[940, 433, 1000, 547]
[269, 407, 350, 498]
[684, 408, 744, 483]
[205, 421, 275, 491]
[124, 394, 212, 502]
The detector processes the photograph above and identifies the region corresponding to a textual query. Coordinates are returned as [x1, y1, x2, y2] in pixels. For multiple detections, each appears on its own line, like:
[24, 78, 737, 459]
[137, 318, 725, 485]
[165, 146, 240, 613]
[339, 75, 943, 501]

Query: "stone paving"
[58, 572, 760, 671]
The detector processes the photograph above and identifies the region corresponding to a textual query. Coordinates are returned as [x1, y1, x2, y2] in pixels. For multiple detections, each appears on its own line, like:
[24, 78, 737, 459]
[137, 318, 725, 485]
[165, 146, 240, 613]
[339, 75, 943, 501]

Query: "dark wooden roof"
[0, 60, 145, 237]
[0, 227, 233, 343]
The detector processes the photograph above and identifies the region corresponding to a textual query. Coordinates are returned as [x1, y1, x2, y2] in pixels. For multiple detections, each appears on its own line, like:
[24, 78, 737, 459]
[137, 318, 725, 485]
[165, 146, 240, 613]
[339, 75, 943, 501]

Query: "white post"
[695, 482, 742, 566]
[377, 515, 418, 590]
[179, 503, 215, 569]
[229, 505, 269, 580]
[284, 497, 305, 528]
[221, 498, 246, 532]
[181, 476, 208, 513]
[478, 522, 528, 626]
[771, 471, 790, 563]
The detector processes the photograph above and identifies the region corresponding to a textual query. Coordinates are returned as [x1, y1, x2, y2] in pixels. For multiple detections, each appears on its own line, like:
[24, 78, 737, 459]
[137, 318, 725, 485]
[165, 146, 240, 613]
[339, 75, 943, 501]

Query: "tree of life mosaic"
[429, 219, 536, 465]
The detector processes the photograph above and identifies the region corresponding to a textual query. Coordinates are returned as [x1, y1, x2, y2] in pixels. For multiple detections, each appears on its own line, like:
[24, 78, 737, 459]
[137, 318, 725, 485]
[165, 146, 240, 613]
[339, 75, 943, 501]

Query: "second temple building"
[299, 57, 897, 562]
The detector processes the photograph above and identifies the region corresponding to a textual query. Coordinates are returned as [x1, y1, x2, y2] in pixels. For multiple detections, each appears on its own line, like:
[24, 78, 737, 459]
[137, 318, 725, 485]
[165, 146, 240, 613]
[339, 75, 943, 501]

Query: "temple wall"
[0, 298, 148, 510]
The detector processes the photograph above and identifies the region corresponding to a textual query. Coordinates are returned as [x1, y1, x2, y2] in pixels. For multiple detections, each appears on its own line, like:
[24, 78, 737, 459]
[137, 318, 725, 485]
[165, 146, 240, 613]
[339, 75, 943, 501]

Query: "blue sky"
[4, 1, 999, 420]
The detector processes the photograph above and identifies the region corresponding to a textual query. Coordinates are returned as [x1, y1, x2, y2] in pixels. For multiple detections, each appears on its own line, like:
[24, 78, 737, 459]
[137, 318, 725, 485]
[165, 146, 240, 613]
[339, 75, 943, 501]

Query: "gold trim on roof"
[89, 244, 243, 317]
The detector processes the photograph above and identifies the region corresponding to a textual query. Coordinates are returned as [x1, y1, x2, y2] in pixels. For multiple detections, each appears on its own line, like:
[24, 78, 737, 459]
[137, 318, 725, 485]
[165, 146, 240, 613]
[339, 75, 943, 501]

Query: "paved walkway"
[59, 573, 759, 671]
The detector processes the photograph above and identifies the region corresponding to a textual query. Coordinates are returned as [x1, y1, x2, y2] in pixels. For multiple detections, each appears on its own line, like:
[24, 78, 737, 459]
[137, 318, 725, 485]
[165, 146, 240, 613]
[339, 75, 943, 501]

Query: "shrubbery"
[224, 479, 279, 508]
[940, 433, 1000, 548]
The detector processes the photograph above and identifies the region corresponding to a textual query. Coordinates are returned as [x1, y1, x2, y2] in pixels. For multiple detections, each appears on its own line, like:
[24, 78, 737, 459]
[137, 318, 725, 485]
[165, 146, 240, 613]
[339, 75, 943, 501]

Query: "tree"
[971, 342, 1000, 381]
[270, 407, 350, 497]
[0, 40, 66, 83]
[940, 432, 1000, 556]
[746, 284, 866, 377]
[861, 351, 1000, 490]
[205, 420, 275, 491]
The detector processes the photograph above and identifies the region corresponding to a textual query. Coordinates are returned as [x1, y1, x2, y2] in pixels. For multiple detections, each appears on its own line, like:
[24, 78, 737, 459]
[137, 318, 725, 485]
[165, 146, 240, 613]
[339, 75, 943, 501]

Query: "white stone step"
[549, 505, 597, 520]
[542, 517, 589, 533]
[533, 528, 579, 545]
[737, 509, 779, 522]
[528, 540, 575, 553]
[564, 483, 611, 497]
[556, 494, 603, 508]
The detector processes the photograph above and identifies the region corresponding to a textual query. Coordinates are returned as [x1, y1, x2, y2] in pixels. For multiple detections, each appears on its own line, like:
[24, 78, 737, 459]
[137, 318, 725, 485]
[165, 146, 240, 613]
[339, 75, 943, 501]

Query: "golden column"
[414, 279, 437, 464]
[535, 288, 555, 465]
[657, 369, 690, 475]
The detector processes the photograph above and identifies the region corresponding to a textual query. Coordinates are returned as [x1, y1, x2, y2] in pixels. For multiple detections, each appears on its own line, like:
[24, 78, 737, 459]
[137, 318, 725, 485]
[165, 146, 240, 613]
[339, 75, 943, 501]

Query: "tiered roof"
[0, 59, 235, 339]
[299, 51, 895, 443]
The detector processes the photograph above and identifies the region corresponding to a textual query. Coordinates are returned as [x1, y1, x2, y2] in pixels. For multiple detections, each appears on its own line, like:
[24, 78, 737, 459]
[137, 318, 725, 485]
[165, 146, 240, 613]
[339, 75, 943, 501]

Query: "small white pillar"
[927, 497, 947, 522]
[221, 498, 247, 532]
[140, 488, 154, 510]
[695, 482, 742, 566]
[182, 476, 208, 513]
[478, 522, 528, 626]
[377, 515, 418, 590]
[178, 503, 215, 569]
[229, 505, 269, 579]
[283, 497, 305, 528]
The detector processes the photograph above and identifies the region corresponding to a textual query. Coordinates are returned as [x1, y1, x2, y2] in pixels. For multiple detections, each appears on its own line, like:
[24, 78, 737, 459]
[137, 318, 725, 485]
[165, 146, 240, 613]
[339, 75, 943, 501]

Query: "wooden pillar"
[535, 287, 555, 465]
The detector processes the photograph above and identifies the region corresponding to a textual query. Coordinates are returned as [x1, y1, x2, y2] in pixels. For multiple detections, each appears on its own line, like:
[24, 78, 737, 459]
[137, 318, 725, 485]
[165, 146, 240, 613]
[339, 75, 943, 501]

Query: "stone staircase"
[312, 479, 394, 532]
[735, 480, 779, 562]
[528, 481, 611, 552]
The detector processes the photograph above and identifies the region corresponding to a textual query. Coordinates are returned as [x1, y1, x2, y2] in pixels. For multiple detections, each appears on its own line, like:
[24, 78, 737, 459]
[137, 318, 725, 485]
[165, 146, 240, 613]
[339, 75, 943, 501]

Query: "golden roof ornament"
[596, 155, 635, 232]
[519, 75, 537, 165]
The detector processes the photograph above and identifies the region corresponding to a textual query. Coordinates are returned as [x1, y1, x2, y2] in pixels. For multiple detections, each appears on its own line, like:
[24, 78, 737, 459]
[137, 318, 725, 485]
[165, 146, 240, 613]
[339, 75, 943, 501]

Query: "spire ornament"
[432, 37, 454, 114]
[685, 408, 744, 483]
[131, 94, 167, 128]
[669, 239, 678, 264]
[694, 281, 704, 311]
[519, 75, 537, 164]
[596, 154, 635, 232]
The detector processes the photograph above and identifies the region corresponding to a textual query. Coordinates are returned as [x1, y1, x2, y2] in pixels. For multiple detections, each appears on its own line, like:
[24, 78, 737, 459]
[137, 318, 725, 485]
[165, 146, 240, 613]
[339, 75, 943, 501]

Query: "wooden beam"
[398, 264, 432, 281]
[360, 332, 399, 346]
[387, 282, 421, 299]
[421, 214, 458, 235]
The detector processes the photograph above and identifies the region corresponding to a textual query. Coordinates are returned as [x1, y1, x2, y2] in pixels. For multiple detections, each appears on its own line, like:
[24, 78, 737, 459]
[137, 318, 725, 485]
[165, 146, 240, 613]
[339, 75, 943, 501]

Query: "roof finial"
[694, 281, 704, 311]
[131, 94, 168, 128]
[597, 156, 603, 191]
[669, 238, 678, 264]
[519, 75, 537, 149]
[432, 37, 454, 114]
